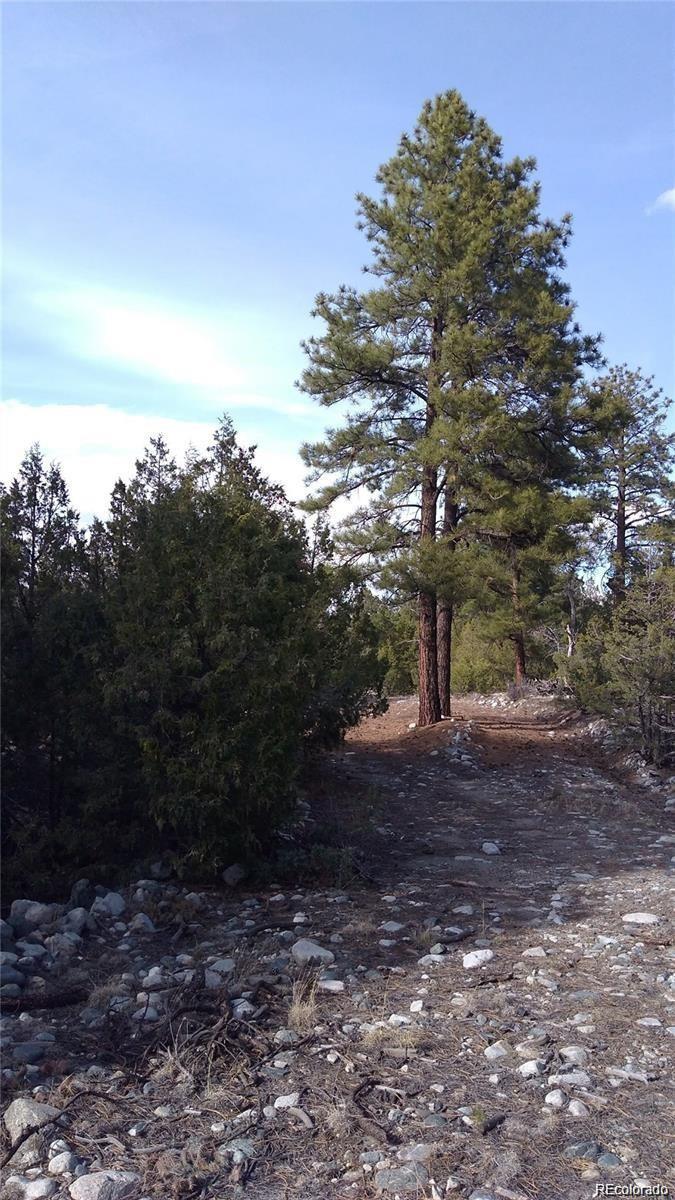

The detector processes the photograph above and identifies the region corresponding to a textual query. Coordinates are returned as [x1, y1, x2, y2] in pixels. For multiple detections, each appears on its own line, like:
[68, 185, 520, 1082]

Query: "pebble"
[374, 1164, 429, 1193]
[544, 1088, 566, 1107]
[621, 912, 660, 925]
[291, 939, 334, 966]
[462, 949, 494, 969]
[568, 1099, 590, 1118]
[69, 1170, 140, 1200]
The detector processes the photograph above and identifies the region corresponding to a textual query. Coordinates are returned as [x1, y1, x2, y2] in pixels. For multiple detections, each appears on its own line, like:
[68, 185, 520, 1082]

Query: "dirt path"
[1, 696, 673, 1200]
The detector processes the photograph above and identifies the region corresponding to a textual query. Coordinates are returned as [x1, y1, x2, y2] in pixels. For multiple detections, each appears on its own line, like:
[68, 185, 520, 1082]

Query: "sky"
[2, 1, 674, 522]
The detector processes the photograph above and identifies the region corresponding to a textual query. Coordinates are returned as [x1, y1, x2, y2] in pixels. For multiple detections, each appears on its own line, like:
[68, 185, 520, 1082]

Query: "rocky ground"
[1, 696, 673, 1200]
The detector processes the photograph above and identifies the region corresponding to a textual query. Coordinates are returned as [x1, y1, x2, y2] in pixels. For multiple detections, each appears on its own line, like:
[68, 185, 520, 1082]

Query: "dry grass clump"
[360, 1023, 426, 1052]
[288, 969, 319, 1032]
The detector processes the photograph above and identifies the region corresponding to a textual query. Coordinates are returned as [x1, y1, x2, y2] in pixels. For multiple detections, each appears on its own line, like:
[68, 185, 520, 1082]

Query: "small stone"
[69, 1170, 140, 1200]
[374, 1164, 429, 1193]
[518, 1059, 546, 1078]
[568, 1099, 590, 1118]
[291, 939, 334, 966]
[4, 1098, 62, 1143]
[463, 949, 494, 969]
[410, 999, 424, 1013]
[522, 946, 546, 958]
[12, 1042, 46, 1064]
[621, 912, 660, 925]
[563, 1140, 601, 1162]
[484, 1041, 509, 1061]
[129, 913, 155, 933]
[545, 1088, 565, 1108]
[274, 1091, 300, 1109]
[380, 921, 404, 933]
[396, 1143, 434, 1163]
[2, 1179, 58, 1199]
[560, 1045, 589, 1066]
[49, 1151, 80, 1174]
[317, 979, 344, 993]
[597, 1152, 622, 1167]
[481, 841, 500, 855]
[131, 1006, 159, 1022]
[549, 1070, 591, 1088]
[91, 892, 126, 919]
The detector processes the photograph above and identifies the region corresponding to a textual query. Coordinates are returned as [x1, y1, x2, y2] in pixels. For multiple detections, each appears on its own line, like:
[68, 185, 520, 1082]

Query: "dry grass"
[288, 968, 319, 1033]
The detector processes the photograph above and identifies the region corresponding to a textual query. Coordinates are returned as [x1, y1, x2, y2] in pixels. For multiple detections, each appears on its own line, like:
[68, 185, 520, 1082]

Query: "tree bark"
[418, 318, 442, 728]
[437, 487, 459, 716]
[613, 443, 627, 604]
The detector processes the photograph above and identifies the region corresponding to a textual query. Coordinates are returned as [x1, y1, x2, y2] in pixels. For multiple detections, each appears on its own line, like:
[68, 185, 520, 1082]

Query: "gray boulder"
[291, 938, 335, 966]
[69, 1171, 140, 1200]
[9, 901, 61, 938]
[2, 1177, 58, 1199]
[3, 1097, 63, 1143]
[68, 879, 97, 910]
[90, 892, 126, 919]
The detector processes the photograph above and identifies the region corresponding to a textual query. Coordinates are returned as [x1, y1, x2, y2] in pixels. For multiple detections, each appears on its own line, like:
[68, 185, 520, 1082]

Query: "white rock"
[463, 949, 494, 969]
[4, 1098, 62, 1142]
[568, 1099, 590, 1118]
[410, 1000, 424, 1013]
[484, 1041, 508, 1061]
[274, 1091, 300, 1109]
[522, 946, 547, 958]
[291, 938, 334, 966]
[48, 1151, 80, 1174]
[560, 1045, 589, 1066]
[621, 912, 660, 925]
[317, 979, 344, 993]
[381, 921, 405, 933]
[548, 1070, 591, 1088]
[518, 1059, 546, 1078]
[544, 1088, 566, 1108]
[481, 841, 501, 855]
[3, 1178, 57, 1199]
[69, 1171, 140, 1200]
[636, 1017, 661, 1027]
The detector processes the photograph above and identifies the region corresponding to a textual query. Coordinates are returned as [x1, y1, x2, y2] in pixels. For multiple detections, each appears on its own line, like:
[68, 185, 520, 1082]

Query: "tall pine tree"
[299, 90, 597, 724]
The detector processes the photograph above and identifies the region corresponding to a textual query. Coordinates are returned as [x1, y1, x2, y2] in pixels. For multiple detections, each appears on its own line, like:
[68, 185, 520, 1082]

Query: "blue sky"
[2, 1, 674, 520]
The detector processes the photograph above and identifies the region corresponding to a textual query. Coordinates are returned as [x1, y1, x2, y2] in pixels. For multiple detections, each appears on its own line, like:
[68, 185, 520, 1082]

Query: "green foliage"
[366, 597, 419, 694]
[571, 567, 675, 765]
[1, 424, 385, 896]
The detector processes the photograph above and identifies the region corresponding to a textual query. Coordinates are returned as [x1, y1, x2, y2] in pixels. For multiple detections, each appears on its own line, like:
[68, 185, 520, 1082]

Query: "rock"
[12, 1042, 46, 1064]
[481, 841, 501, 855]
[91, 892, 126, 919]
[274, 1091, 301, 1109]
[396, 1143, 435, 1163]
[560, 1045, 590, 1066]
[568, 1099, 590, 1118]
[69, 1171, 140, 1200]
[69, 880, 97, 910]
[484, 1040, 509, 1060]
[374, 1164, 429, 1193]
[0, 918, 16, 950]
[518, 1059, 546, 1078]
[380, 921, 404, 933]
[621, 912, 660, 925]
[45, 932, 80, 959]
[273, 1028, 300, 1046]
[562, 1141, 601, 1161]
[522, 946, 546, 958]
[49, 1151, 80, 1174]
[463, 949, 494, 969]
[545, 1088, 566, 1107]
[2, 1178, 58, 1199]
[0, 964, 26, 987]
[291, 938, 334, 966]
[131, 1006, 159, 1022]
[128, 914, 155, 934]
[597, 1152, 621, 1167]
[549, 1070, 591, 1088]
[4, 1098, 62, 1143]
[62, 908, 91, 936]
[317, 979, 344, 993]
[222, 863, 247, 887]
[9, 900, 59, 938]
[1, 984, 22, 1000]
[469, 1192, 497, 1200]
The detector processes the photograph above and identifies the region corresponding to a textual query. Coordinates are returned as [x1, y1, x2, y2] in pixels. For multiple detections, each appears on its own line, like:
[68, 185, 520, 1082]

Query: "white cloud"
[0, 399, 308, 521]
[646, 186, 675, 215]
[27, 282, 312, 418]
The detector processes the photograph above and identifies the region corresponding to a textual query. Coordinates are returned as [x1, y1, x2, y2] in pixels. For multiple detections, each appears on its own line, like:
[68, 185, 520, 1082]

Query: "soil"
[1, 695, 673, 1200]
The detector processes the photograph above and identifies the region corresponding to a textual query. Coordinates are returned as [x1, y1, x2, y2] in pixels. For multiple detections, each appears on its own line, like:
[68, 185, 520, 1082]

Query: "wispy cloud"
[1, 399, 308, 521]
[33, 284, 311, 417]
[646, 186, 675, 215]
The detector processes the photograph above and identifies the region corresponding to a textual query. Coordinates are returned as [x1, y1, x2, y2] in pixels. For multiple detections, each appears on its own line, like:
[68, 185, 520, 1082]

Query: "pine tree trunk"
[418, 319, 442, 728]
[437, 487, 459, 716]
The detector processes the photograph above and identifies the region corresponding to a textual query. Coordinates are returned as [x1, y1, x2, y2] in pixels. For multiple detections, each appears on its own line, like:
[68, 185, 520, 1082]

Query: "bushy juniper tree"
[299, 90, 597, 724]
